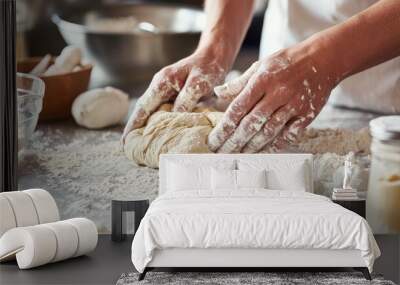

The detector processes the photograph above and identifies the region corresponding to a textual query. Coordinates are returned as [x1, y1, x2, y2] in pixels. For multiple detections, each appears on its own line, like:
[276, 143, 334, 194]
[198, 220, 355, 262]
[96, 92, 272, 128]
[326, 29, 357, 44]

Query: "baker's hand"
[121, 48, 227, 144]
[208, 47, 337, 153]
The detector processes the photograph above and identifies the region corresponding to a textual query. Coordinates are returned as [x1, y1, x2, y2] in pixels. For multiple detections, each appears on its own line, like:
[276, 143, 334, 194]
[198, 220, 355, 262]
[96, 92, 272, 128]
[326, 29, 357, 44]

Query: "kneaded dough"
[124, 103, 372, 168]
[72, 87, 129, 129]
[124, 104, 223, 168]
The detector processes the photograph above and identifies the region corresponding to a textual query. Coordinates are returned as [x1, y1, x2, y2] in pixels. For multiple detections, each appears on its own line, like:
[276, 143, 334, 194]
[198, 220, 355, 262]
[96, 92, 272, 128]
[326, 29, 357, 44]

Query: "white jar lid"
[370, 116, 400, 140]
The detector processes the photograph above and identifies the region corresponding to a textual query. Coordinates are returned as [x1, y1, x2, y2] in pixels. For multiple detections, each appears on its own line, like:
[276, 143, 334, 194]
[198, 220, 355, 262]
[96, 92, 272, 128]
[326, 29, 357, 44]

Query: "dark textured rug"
[116, 271, 395, 285]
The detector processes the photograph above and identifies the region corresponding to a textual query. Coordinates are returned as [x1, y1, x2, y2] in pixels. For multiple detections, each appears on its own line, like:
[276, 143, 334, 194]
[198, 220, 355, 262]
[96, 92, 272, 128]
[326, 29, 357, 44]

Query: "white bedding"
[131, 190, 380, 273]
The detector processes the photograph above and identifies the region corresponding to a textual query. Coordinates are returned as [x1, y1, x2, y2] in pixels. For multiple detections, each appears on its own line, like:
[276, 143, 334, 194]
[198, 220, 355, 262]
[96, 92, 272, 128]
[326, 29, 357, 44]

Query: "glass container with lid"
[367, 116, 400, 234]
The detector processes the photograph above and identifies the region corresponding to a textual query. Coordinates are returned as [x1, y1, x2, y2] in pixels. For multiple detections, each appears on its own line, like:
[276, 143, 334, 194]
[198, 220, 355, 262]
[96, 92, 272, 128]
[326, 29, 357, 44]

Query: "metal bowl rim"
[52, 3, 204, 36]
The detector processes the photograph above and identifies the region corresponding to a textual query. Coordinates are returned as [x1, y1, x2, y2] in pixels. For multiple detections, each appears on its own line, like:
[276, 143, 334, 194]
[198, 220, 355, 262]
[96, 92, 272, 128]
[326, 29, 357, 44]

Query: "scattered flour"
[19, 124, 158, 233]
[125, 105, 372, 168]
[295, 127, 371, 155]
[20, 114, 372, 233]
[313, 153, 370, 197]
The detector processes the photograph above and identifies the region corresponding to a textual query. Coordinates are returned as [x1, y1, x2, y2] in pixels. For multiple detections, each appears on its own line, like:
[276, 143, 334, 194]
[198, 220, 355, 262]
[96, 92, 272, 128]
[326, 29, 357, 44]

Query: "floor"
[1, 235, 398, 285]
[0, 235, 133, 285]
[374, 235, 400, 283]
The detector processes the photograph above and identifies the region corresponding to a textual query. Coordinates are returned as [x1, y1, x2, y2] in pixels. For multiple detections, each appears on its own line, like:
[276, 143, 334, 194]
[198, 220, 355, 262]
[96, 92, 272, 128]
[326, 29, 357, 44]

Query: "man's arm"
[308, 0, 400, 83]
[122, 0, 254, 143]
[208, 0, 400, 153]
[197, 0, 255, 69]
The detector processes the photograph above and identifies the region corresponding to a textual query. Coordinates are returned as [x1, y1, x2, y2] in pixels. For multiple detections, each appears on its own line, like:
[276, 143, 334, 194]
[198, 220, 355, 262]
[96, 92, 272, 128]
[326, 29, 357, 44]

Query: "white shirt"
[260, 0, 400, 114]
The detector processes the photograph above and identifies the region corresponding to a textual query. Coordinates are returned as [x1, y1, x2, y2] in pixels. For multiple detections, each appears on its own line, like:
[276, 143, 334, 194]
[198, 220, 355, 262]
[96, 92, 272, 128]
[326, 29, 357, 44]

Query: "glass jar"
[17, 73, 45, 152]
[367, 116, 400, 234]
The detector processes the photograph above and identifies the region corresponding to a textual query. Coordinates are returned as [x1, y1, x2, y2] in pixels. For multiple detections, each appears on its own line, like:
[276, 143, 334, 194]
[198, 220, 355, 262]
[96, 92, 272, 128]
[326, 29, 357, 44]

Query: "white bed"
[131, 154, 380, 281]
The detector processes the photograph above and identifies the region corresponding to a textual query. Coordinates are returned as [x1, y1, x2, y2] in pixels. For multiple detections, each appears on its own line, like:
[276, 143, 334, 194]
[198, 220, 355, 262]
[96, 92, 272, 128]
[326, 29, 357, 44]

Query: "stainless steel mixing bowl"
[53, 4, 204, 84]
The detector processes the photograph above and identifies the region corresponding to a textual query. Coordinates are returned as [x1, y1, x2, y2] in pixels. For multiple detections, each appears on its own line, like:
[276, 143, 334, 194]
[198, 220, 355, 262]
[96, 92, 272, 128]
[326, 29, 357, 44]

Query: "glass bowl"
[17, 73, 45, 151]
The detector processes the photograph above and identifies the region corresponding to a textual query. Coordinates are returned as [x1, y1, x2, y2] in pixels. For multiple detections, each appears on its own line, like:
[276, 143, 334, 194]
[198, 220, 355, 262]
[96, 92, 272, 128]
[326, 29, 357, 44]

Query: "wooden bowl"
[17, 57, 93, 121]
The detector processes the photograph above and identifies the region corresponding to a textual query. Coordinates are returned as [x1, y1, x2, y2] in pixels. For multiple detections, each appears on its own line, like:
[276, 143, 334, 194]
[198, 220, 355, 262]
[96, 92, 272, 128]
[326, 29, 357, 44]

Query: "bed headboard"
[159, 153, 314, 195]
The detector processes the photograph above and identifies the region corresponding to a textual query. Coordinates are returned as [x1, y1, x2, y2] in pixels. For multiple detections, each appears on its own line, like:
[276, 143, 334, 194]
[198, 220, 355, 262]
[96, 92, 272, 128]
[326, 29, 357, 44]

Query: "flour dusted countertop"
[17, 104, 378, 233]
[18, 121, 158, 233]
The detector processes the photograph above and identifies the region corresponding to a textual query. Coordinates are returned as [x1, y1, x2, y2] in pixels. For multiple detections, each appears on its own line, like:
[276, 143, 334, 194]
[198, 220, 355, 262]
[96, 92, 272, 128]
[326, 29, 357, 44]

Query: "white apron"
[260, 0, 400, 114]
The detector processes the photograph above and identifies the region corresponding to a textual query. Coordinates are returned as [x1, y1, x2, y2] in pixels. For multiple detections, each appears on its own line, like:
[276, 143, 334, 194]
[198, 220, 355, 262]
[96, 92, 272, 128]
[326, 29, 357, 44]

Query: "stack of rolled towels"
[0, 189, 97, 269]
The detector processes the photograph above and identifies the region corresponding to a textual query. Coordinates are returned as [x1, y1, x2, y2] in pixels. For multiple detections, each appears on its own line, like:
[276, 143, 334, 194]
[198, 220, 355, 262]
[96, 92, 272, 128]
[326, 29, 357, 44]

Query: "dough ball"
[72, 87, 129, 129]
[124, 104, 223, 168]
[44, 46, 82, 76]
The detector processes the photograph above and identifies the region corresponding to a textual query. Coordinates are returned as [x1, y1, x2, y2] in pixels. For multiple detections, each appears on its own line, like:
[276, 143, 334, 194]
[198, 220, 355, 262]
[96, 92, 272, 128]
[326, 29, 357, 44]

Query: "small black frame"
[0, 0, 17, 192]
[111, 199, 149, 242]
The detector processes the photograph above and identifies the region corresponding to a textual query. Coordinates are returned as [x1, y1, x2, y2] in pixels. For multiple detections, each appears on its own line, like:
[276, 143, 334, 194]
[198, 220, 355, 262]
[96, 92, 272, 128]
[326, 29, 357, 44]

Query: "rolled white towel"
[0, 218, 98, 269]
[0, 196, 17, 237]
[23, 189, 59, 224]
[0, 226, 57, 268]
[0, 189, 59, 237]
[0, 192, 39, 227]
[65, 218, 98, 257]
[42, 221, 79, 262]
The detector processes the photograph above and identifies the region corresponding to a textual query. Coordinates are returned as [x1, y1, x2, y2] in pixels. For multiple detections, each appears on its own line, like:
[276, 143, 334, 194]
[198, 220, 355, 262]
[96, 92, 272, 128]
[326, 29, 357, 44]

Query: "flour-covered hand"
[121, 48, 228, 144]
[208, 46, 338, 153]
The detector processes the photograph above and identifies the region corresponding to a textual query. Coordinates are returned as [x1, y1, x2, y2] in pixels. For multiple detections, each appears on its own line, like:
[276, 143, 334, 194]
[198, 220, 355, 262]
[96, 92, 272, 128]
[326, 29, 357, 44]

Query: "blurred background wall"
[17, 0, 266, 59]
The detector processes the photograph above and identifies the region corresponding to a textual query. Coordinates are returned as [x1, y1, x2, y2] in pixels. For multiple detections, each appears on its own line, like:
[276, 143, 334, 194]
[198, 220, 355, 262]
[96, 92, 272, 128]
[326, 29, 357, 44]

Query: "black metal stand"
[0, 0, 17, 192]
[111, 200, 149, 242]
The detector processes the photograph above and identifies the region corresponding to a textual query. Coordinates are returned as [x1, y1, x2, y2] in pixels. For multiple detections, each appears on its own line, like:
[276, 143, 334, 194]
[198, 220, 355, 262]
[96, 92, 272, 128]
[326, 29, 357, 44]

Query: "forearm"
[301, 0, 400, 85]
[197, 0, 255, 70]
